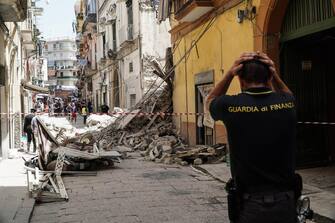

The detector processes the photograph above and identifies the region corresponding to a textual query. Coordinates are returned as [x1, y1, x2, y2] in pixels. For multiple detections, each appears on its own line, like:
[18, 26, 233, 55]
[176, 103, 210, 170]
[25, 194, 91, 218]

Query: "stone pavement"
[298, 166, 335, 223]
[0, 150, 35, 223]
[198, 163, 335, 223]
[30, 153, 228, 223]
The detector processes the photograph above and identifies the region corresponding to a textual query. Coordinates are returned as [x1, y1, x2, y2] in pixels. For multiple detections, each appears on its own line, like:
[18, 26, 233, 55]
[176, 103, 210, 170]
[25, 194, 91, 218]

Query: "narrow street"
[1, 0, 335, 223]
[30, 154, 228, 223]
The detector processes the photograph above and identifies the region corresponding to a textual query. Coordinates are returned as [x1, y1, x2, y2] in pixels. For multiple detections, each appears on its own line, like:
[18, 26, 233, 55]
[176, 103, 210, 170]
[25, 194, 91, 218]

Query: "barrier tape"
[298, 121, 335, 126]
[0, 112, 335, 125]
[0, 112, 208, 116]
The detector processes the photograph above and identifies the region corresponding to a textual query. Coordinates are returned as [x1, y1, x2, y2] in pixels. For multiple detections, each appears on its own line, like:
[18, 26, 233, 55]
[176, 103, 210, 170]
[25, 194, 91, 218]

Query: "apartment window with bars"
[112, 22, 117, 51]
[130, 94, 136, 107]
[129, 62, 133, 73]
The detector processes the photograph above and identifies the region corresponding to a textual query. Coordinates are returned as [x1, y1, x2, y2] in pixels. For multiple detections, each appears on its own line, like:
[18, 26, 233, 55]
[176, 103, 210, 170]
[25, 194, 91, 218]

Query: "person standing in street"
[88, 101, 93, 114]
[81, 105, 88, 125]
[71, 103, 77, 124]
[23, 109, 36, 153]
[207, 52, 298, 223]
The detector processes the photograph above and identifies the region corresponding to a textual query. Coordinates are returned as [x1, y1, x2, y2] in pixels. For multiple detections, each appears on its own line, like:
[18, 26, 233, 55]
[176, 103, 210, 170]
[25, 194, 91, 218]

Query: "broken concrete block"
[180, 161, 188, 166]
[193, 158, 203, 165]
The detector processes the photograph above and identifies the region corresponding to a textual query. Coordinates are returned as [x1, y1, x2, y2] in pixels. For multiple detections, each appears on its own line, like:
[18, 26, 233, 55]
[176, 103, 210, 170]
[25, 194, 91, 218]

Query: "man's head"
[237, 58, 272, 89]
[30, 109, 36, 113]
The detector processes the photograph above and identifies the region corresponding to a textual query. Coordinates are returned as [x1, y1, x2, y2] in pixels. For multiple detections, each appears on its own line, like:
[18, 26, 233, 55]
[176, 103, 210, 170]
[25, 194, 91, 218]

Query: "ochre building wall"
[172, 1, 257, 145]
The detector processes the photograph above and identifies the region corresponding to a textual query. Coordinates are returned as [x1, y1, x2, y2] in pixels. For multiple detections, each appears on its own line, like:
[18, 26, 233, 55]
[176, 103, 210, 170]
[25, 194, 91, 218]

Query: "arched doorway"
[256, 0, 335, 166]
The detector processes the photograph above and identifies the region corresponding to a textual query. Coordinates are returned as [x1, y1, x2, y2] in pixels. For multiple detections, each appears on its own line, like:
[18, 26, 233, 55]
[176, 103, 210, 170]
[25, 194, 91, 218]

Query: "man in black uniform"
[23, 109, 37, 153]
[207, 52, 296, 223]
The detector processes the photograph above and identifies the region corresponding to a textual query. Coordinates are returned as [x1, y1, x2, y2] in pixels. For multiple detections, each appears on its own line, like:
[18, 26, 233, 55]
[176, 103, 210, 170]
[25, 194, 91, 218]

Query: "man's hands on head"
[226, 52, 257, 77]
[206, 51, 293, 111]
[206, 52, 257, 110]
[255, 52, 278, 77]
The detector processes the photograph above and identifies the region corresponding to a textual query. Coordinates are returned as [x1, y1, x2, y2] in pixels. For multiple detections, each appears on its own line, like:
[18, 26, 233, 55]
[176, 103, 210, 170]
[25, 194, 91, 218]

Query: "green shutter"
[281, 0, 335, 42]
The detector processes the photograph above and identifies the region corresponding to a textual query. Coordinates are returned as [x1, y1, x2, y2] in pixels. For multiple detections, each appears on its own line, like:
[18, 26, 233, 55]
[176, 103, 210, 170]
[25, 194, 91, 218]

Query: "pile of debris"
[87, 84, 226, 166]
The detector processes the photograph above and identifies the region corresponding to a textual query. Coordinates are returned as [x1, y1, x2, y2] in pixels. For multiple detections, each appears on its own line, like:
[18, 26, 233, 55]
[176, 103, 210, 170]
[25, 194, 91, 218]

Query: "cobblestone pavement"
[30, 154, 228, 223]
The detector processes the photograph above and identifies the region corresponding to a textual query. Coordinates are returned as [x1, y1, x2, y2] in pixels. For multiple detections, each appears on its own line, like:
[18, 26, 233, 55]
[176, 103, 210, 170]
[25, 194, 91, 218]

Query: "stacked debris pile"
[144, 143, 227, 165]
[86, 107, 124, 131]
[88, 85, 227, 166]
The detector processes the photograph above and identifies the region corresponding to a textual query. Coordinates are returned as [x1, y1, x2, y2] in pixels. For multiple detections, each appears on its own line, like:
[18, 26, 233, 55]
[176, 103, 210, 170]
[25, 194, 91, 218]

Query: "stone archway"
[254, 0, 335, 67]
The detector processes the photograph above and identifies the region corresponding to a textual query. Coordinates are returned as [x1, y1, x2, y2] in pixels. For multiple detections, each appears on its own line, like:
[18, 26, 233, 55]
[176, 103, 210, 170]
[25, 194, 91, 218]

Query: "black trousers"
[236, 191, 296, 223]
[27, 130, 36, 152]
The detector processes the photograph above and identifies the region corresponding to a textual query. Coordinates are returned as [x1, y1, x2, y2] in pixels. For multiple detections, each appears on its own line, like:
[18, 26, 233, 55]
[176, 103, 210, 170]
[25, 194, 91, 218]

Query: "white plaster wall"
[123, 49, 141, 108]
[92, 73, 101, 111]
[140, 10, 171, 60]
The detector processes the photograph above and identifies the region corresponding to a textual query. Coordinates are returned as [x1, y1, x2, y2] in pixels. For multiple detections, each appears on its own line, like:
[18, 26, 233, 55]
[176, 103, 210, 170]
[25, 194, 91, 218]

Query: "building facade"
[167, 0, 335, 166]
[44, 38, 79, 87]
[0, 0, 43, 158]
[75, 0, 171, 111]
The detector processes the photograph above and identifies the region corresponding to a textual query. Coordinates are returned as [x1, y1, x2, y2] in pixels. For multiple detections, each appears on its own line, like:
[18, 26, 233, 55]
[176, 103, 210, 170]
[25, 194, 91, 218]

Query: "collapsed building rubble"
[24, 116, 121, 203]
[25, 57, 226, 202]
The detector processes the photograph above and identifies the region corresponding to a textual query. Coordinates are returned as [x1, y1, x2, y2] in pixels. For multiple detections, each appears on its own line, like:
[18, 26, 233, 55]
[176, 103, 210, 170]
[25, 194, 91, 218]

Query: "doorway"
[195, 83, 214, 146]
[281, 27, 335, 166]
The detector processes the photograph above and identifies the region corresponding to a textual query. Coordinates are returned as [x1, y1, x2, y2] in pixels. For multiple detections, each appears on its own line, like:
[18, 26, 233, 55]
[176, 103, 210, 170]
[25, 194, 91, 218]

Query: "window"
[59, 43, 63, 49]
[53, 44, 57, 49]
[129, 62, 133, 72]
[73, 72, 76, 76]
[130, 94, 136, 107]
[60, 72, 64, 77]
[112, 22, 117, 50]
[102, 32, 106, 58]
[126, 0, 133, 40]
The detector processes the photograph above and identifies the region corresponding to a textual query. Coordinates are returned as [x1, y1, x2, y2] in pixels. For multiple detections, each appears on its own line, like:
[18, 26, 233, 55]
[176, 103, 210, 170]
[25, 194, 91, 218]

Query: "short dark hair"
[30, 109, 36, 113]
[238, 59, 271, 84]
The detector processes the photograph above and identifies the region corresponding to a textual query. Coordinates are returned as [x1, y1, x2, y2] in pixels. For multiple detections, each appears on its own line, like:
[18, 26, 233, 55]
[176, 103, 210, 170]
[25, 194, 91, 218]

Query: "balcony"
[21, 29, 33, 42]
[23, 41, 35, 52]
[174, 0, 214, 22]
[0, 0, 28, 22]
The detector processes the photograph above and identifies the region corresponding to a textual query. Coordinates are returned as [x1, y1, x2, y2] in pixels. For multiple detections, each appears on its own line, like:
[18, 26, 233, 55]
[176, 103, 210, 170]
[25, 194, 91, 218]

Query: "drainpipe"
[138, 0, 143, 100]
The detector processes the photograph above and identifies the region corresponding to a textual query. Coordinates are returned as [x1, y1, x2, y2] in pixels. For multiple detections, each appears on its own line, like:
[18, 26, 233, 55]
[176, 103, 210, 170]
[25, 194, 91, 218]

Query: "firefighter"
[207, 52, 297, 223]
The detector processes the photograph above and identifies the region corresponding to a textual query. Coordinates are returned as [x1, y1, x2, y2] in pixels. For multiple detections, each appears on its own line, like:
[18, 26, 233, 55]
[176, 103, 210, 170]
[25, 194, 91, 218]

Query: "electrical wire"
[136, 15, 218, 105]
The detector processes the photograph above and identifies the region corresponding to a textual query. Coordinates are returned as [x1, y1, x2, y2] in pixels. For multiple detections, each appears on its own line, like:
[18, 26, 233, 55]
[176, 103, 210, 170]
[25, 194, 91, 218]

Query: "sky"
[37, 0, 77, 39]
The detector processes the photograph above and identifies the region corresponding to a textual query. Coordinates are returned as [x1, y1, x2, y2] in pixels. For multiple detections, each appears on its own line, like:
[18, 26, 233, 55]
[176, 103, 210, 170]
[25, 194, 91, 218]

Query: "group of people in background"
[25, 97, 111, 153]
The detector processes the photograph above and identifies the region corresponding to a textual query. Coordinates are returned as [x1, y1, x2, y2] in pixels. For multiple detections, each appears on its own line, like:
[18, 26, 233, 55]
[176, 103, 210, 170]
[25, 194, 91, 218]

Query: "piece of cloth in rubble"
[197, 115, 203, 128]
[197, 85, 215, 128]
[209, 87, 296, 193]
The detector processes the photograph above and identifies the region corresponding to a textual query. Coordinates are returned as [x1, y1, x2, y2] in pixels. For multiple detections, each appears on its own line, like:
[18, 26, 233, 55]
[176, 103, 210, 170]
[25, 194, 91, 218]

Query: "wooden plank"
[48, 175, 59, 194]
[24, 165, 97, 175]
[56, 175, 68, 200]
[53, 147, 122, 160]
[53, 147, 100, 160]
[118, 109, 141, 129]
[145, 114, 158, 130]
